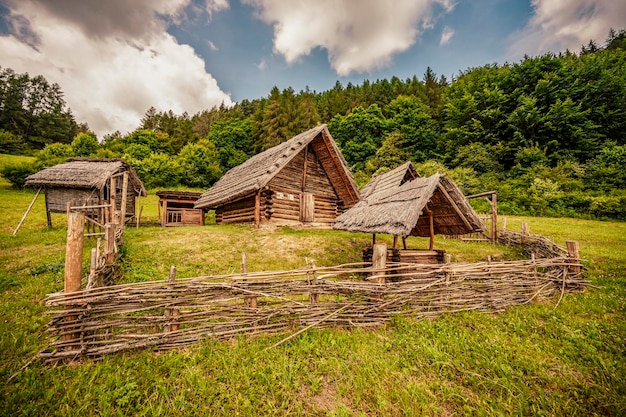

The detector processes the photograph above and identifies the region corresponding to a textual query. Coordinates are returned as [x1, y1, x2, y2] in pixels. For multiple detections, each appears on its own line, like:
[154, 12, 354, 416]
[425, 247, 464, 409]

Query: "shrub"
[0, 161, 39, 188]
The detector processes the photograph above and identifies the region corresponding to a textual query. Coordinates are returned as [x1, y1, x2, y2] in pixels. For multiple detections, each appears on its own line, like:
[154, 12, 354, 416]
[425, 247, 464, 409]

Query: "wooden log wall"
[265, 146, 340, 225]
[216, 196, 256, 224]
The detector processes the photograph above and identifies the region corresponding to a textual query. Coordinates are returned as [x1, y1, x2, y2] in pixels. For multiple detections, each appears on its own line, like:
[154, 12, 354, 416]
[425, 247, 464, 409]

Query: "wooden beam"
[301, 144, 308, 192]
[436, 184, 473, 231]
[45, 189, 52, 227]
[120, 172, 129, 227]
[13, 187, 42, 236]
[465, 190, 497, 199]
[424, 205, 435, 250]
[254, 190, 261, 229]
[320, 131, 358, 204]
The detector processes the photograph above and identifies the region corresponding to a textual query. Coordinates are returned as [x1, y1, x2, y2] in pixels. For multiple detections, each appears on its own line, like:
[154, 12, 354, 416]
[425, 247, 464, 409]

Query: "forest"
[1, 29, 625, 219]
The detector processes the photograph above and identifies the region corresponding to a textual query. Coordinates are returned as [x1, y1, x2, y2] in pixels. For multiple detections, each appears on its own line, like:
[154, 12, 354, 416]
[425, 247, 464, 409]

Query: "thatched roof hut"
[195, 125, 359, 227]
[334, 164, 484, 243]
[25, 158, 146, 226]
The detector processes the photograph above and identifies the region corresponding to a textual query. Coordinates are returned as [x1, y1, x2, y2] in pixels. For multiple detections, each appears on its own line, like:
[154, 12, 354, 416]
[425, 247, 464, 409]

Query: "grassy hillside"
[1, 154, 625, 416]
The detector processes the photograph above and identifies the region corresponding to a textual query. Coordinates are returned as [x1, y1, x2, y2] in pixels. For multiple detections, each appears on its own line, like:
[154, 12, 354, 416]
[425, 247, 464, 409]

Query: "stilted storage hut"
[25, 158, 147, 226]
[194, 125, 360, 227]
[334, 162, 484, 263]
[157, 191, 204, 226]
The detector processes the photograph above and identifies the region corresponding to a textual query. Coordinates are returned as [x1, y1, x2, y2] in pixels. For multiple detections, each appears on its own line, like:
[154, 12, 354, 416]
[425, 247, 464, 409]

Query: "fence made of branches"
[39, 251, 587, 362]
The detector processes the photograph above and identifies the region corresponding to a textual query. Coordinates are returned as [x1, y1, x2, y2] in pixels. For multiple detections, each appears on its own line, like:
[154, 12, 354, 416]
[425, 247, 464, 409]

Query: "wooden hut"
[25, 158, 147, 226]
[157, 191, 204, 227]
[334, 163, 484, 263]
[194, 125, 360, 227]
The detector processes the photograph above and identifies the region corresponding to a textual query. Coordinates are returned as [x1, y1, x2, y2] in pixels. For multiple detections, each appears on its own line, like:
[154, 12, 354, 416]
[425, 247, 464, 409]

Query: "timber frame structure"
[157, 191, 205, 227]
[24, 158, 147, 227]
[194, 125, 360, 228]
[334, 162, 484, 251]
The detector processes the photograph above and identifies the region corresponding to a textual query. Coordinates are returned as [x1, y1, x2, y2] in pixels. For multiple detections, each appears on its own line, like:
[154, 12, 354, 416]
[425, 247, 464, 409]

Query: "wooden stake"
[64, 210, 85, 342]
[309, 259, 319, 304]
[86, 248, 98, 289]
[45, 189, 52, 227]
[491, 192, 497, 244]
[393, 235, 399, 249]
[167, 265, 180, 332]
[104, 223, 115, 264]
[254, 190, 261, 229]
[120, 172, 128, 230]
[424, 204, 435, 250]
[501, 216, 507, 231]
[242, 253, 257, 308]
[566, 241, 581, 274]
[372, 243, 387, 284]
[13, 187, 42, 236]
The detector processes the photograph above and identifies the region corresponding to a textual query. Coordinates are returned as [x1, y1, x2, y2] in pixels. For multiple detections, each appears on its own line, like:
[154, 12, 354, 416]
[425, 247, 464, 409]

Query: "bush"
[0, 130, 27, 155]
[0, 161, 39, 188]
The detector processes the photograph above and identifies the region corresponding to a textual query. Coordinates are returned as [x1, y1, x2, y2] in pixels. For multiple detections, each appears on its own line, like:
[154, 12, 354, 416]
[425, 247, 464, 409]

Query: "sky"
[1, 0, 625, 138]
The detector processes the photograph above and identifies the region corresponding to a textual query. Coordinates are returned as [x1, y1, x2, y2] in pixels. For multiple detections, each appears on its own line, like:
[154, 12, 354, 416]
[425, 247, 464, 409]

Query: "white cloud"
[509, 0, 626, 58]
[0, 0, 232, 137]
[440, 26, 455, 45]
[243, 0, 455, 76]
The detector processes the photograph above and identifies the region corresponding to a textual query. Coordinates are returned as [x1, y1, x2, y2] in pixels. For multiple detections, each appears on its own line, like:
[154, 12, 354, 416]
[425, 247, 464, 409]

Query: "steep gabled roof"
[359, 161, 418, 200]
[25, 158, 147, 196]
[333, 171, 484, 237]
[195, 125, 359, 209]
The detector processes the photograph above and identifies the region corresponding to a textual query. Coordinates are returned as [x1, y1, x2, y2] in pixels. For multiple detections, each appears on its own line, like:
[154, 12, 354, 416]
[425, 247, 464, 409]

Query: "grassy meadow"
[1, 154, 625, 416]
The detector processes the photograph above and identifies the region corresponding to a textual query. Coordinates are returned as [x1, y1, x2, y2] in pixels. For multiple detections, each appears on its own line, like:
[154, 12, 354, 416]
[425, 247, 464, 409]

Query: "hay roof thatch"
[359, 161, 418, 200]
[25, 158, 147, 196]
[333, 169, 484, 237]
[195, 125, 359, 209]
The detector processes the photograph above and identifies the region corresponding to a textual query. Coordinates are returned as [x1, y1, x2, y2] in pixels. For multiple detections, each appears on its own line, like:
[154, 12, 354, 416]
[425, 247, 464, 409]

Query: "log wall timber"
[46, 188, 99, 213]
[264, 146, 340, 225]
[216, 195, 256, 224]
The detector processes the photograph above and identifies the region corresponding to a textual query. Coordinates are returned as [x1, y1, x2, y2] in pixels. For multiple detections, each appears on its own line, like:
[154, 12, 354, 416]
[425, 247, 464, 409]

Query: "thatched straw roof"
[195, 125, 359, 209]
[25, 158, 147, 196]
[333, 168, 484, 237]
[359, 161, 418, 200]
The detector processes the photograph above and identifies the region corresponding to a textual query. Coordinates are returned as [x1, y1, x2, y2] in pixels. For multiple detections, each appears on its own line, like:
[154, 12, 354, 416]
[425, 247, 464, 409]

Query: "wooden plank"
[301, 193, 315, 222]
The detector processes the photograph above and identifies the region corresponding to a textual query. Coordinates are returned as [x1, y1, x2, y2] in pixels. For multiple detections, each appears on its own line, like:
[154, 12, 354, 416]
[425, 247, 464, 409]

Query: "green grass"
[1, 153, 625, 416]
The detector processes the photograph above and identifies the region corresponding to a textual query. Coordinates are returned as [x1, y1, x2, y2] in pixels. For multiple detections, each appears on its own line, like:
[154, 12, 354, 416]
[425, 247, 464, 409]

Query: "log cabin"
[25, 158, 147, 227]
[194, 125, 360, 227]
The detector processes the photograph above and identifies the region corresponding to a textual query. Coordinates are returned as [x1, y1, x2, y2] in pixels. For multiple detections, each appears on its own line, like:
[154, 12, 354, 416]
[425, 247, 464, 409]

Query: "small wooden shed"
[25, 158, 147, 226]
[157, 191, 204, 227]
[194, 125, 360, 227]
[334, 162, 484, 259]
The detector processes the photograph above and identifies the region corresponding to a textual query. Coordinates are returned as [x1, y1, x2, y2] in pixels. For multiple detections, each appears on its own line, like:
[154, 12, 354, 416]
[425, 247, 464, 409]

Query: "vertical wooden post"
[372, 243, 387, 284]
[372, 233, 376, 245]
[166, 265, 180, 332]
[424, 205, 435, 250]
[110, 176, 117, 219]
[86, 248, 98, 289]
[521, 222, 529, 245]
[64, 210, 85, 342]
[254, 190, 261, 229]
[242, 253, 257, 308]
[402, 236, 407, 250]
[393, 235, 399, 249]
[309, 259, 319, 304]
[566, 241, 581, 275]
[491, 192, 497, 244]
[120, 172, 128, 230]
[501, 216, 507, 231]
[45, 190, 52, 227]
[104, 223, 115, 264]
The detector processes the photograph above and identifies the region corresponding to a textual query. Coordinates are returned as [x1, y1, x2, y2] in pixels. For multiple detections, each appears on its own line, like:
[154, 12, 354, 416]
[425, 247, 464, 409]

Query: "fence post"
[491, 192, 497, 244]
[104, 223, 115, 264]
[309, 259, 319, 304]
[566, 241, 581, 275]
[64, 209, 85, 342]
[166, 265, 180, 332]
[372, 243, 387, 284]
[242, 253, 257, 308]
[521, 222, 529, 245]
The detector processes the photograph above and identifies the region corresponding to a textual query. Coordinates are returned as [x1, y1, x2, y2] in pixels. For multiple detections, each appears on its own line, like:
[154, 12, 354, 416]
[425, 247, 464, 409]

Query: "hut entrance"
[300, 193, 315, 222]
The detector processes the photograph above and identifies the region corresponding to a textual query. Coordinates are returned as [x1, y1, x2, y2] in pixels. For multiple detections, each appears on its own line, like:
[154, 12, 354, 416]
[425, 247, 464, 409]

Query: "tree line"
[2, 29, 625, 219]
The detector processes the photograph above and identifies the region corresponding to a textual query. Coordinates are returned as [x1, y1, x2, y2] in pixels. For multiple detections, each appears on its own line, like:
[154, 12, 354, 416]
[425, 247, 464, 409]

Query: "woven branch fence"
[39, 252, 587, 361]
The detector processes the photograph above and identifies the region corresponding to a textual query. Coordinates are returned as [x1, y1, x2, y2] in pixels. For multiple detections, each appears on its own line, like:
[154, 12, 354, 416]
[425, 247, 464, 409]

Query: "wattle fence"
[39, 226, 587, 362]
